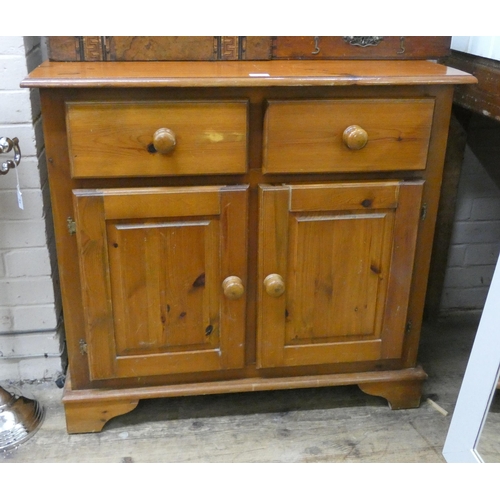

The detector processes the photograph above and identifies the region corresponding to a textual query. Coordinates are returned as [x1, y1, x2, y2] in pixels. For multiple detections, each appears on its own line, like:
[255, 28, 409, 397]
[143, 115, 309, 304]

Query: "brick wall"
[440, 114, 500, 313]
[0, 36, 64, 381]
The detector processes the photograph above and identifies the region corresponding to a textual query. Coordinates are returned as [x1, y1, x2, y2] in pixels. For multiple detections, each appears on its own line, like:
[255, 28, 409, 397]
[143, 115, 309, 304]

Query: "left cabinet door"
[72, 185, 248, 381]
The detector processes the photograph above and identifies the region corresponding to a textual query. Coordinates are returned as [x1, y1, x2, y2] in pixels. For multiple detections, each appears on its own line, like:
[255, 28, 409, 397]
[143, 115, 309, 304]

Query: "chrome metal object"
[0, 136, 22, 175]
[0, 386, 45, 452]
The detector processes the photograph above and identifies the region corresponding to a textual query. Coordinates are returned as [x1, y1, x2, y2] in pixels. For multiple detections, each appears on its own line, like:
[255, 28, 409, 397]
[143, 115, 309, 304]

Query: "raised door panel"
[257, 181, 424, 369]
[73, 185, 248, 380]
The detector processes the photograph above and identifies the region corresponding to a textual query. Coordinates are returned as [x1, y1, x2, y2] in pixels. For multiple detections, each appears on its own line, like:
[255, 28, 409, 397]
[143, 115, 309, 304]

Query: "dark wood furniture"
[47, 36, 452, 62]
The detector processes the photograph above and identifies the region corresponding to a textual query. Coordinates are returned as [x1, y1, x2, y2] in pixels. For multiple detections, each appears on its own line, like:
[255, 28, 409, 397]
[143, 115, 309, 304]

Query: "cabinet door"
[73, 185, 248, 380]
[258, 181, 424, 368]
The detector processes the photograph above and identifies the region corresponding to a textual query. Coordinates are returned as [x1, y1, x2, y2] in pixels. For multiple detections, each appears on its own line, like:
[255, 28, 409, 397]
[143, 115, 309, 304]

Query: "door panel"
[286, 212, 392, 343]
[73, 185, 248, 380]
[107, 218, 219, 356]
[257, 181, 424, 368]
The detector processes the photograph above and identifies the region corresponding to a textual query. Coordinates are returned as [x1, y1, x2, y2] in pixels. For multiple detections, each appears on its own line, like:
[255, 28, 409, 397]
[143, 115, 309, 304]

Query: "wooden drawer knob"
[222, 276, 245, 300]
[153, 128, 176, 154]
[343, 125, 368, 150]
[264, 274, 285, 298]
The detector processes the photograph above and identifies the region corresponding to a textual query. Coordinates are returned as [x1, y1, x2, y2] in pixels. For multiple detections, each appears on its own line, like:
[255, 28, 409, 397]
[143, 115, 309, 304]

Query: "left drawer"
[66, 101, 249, 178]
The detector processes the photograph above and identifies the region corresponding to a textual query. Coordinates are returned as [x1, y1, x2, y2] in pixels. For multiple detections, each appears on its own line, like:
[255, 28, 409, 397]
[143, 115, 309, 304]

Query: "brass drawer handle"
[152, 128, 176, 154]
[264, 274, 285, 298]
[222, 276, 245, 300]
[343, 125, 368, 150]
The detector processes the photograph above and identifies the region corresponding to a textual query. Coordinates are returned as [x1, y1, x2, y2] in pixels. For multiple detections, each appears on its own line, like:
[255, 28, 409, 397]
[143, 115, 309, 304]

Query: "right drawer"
[263, 99, 435, 174]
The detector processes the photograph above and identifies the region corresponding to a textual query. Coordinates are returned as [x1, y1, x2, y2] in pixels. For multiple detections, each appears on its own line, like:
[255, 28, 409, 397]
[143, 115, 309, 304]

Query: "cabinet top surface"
[21, 60, 476, 88]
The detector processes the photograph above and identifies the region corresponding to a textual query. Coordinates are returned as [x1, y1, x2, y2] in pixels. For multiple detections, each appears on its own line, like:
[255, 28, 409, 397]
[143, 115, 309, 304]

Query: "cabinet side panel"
[40, 90, 91, 388]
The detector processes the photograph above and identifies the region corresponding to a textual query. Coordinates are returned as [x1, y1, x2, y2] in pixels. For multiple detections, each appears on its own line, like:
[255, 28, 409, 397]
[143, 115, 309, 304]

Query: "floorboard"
[1, 313, 498, 463]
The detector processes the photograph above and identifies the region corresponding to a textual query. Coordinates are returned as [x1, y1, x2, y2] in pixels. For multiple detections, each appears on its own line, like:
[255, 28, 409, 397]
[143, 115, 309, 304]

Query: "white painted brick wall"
[441, 138, 500, 313]
[0, 36, 64, 382]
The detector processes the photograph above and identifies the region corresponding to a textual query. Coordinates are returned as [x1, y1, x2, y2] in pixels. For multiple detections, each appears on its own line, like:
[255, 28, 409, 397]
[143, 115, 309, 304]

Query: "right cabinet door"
[257, 180, 424, 369]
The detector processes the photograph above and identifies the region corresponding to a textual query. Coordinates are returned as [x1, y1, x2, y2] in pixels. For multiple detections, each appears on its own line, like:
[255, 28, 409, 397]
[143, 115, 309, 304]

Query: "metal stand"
[0, 386, 45, 452]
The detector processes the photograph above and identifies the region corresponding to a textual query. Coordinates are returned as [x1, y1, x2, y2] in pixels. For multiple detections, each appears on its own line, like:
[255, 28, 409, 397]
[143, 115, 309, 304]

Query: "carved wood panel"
[47, 36, 451, 61]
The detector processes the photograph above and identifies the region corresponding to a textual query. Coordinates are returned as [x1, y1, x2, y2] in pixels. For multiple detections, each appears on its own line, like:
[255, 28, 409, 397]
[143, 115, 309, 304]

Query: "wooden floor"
[1, 312, 499, 463]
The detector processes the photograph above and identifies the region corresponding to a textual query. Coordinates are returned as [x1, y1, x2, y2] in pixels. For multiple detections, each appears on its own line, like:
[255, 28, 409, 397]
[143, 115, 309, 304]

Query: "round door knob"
[222, 276, 245, 300]
[153, 128, 176, 154]
[343, 125, 368, 150]
[264, 274, 285, 298]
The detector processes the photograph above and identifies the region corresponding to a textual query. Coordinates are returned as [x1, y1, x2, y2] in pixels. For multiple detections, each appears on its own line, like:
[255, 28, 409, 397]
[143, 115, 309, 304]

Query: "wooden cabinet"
[22, 60, 475, 433]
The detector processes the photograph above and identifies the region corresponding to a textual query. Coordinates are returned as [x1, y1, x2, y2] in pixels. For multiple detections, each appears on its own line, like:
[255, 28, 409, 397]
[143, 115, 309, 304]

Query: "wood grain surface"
[21, 60, 476, 88]
[46, 36, 452, 62]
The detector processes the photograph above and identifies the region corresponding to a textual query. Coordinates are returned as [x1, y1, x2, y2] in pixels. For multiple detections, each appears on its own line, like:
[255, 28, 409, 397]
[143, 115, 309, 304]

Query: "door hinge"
[67, 217, 76, 235]
[405, 321, 412, 335]
[79, 339, 88, 355]
[420, 203, 427, 221]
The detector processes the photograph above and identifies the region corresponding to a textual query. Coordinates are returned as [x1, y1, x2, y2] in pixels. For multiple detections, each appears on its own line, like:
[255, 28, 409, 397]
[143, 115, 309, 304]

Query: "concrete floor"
[1, 312, 499, 463]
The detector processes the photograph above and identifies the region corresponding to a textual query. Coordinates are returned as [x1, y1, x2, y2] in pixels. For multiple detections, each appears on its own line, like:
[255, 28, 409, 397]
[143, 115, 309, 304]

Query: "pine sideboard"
[22, 60, 475, 433]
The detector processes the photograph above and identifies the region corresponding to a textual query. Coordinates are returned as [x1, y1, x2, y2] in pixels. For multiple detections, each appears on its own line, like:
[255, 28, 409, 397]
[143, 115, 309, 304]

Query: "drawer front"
[66, 101, 248, 178]
[263, 99, 435, 174]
